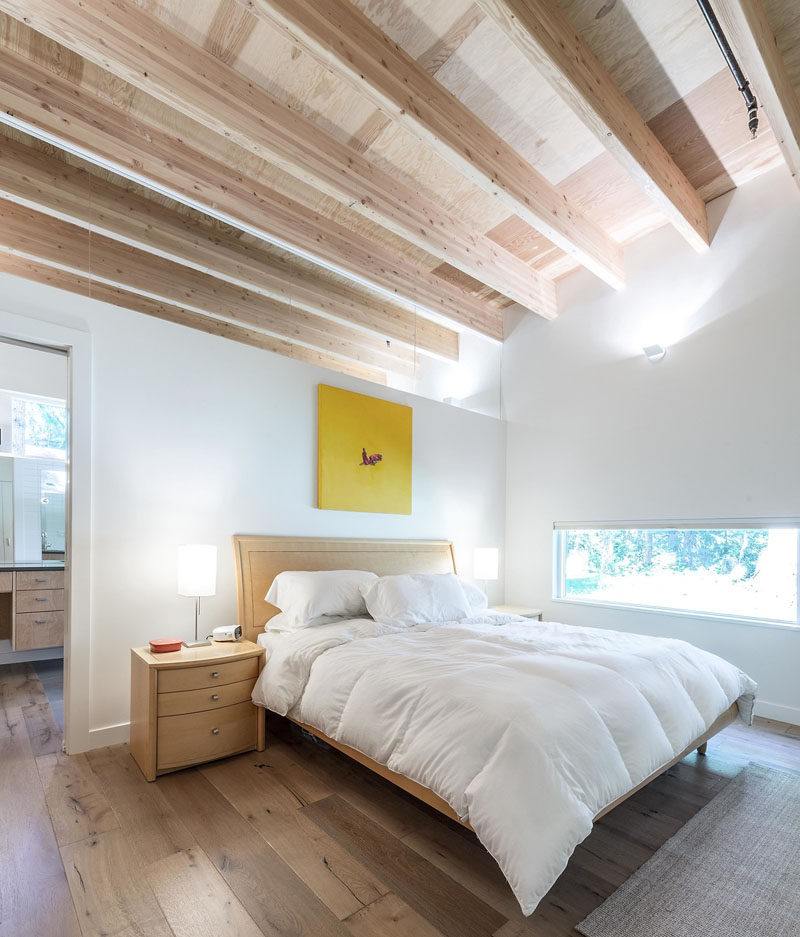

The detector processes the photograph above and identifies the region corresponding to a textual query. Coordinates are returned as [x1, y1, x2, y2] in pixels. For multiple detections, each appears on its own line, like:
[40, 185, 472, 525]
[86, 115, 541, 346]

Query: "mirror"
[0, 457, 66, 563]
[0, 390, 68, 565]
[40, 468, 67, 557]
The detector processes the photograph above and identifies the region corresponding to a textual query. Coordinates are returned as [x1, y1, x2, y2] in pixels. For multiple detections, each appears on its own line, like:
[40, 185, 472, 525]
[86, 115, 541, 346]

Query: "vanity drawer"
[157, 678, 256, 717]
[156, 701, 258, 771]
[15, 589, 65, 613]
[157, 655, 259, 693]
[16, 570, 65, 591]
[14, 610, 64, 650]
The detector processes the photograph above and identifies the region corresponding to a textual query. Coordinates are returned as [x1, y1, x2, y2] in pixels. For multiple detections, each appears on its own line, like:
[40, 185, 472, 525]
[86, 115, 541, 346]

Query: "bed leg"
[697, 741, 708, 756]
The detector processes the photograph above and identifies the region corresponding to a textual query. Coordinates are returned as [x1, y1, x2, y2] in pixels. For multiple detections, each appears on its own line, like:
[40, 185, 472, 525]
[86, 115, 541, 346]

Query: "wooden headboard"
[232, 535, 457, 643]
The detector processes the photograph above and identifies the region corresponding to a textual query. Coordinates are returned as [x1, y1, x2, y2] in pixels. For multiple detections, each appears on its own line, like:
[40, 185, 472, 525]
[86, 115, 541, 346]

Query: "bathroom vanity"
[0, 561, 65, 650]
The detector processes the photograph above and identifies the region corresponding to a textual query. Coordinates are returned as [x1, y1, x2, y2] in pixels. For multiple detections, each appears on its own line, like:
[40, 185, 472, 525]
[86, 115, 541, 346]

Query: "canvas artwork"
[318, 384, 412, 514]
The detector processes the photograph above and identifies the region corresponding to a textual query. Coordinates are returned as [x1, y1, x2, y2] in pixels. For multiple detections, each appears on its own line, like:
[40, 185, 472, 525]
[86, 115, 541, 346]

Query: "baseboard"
[0, 643, 64, 666]
[754, 699, 800, 726]
[88, 721, 130, 747]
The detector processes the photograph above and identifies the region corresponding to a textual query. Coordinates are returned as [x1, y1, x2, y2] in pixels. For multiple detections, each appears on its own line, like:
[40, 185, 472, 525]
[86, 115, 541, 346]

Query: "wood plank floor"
[2, 661, 799, 937]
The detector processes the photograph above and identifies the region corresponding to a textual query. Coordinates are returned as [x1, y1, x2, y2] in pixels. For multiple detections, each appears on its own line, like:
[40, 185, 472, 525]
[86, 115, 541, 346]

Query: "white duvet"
[252, 614, 756, 915]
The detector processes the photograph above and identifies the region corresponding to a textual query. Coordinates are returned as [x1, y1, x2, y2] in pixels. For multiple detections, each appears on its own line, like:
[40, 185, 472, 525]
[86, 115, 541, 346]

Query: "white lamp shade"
[473, 547, 499, 581]
[177, 544, 217, 597]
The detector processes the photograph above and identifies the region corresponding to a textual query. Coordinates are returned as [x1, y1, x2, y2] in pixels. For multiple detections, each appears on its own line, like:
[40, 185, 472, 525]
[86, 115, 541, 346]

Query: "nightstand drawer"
[157, 678, 256, 716]
[16, 570, 65, 591]
[14, 611, 64, 650]
[15, 589, 65, 613]
[156, 701, 257, 770]
[157, 655, 259, 693]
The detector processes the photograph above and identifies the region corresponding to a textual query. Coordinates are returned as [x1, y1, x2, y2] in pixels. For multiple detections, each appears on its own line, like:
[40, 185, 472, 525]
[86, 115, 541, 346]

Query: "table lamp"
[178, 544, 216, 647]
[473, 547, 499, 597]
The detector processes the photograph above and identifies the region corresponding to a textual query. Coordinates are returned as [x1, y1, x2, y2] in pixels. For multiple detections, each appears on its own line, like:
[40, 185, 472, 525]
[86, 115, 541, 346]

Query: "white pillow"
[458, 577, 488, 612]
[265, 610, 349, 632]
[361, 572, 471, 626]
[265, 569, 377, 628]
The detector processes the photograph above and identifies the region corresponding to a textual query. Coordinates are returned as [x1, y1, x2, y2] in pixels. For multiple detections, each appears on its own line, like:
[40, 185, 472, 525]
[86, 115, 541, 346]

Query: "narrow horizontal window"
[554, 526, 799, 624]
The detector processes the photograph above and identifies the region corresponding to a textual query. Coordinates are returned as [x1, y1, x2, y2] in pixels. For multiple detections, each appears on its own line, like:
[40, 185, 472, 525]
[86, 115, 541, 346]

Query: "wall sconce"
[473, 547, 499, 583]
[643, 344, 667, 363]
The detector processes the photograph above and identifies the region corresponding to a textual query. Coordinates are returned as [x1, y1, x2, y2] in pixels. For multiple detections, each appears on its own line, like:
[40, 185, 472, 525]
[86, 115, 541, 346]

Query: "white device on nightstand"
[212, 624, 242, 641]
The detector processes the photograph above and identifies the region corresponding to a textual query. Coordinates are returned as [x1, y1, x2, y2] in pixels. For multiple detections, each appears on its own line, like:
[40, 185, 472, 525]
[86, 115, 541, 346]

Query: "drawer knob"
[35, 597, 48, 602]
[211, 694, 220, 701]
[35, 577, 47, 582]
[211, 728, 220, 735]
[35, 619, 46, 624]
[211, 671, 219, 678]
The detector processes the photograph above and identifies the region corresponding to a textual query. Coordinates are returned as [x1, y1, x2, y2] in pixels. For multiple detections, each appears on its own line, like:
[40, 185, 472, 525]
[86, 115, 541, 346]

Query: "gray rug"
[576, 764, 800, 937]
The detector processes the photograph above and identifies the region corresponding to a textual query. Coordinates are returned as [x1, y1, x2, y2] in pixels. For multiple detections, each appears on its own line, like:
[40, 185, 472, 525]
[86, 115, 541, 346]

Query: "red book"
[149, 637, 182, 653]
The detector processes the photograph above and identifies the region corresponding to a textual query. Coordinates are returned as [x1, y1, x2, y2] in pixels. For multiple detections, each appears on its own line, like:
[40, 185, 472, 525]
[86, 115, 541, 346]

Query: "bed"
[233, 534, 756, 914]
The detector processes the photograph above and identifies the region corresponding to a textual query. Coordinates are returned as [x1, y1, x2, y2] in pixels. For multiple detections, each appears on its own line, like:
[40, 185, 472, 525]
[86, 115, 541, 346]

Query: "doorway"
[0, 337, 69, 747]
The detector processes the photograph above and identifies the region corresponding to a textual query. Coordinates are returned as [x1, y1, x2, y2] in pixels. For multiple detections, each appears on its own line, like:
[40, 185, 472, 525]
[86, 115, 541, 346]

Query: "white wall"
[503, 165, 800, 725]
[0, 340, 67, 399]
[0, 275, 507, 746]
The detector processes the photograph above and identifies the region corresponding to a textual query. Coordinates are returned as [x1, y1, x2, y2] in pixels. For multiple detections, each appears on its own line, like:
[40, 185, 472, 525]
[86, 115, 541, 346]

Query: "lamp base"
[182, 638, 212, 648]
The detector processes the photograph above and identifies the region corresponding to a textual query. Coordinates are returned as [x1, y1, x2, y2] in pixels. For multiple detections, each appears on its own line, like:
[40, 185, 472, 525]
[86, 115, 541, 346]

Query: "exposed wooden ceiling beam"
[0, 198, 416, 377]
[347, 4, 486, 155]
[0, 134, 458, 361]
[234, 0, 625, 290]
[0, 254, 387, 385]
[6, 0, 557, 320]
[473, 0, 710, 252]
[711, 0, 800, 188]
[0, 32, 503, 341]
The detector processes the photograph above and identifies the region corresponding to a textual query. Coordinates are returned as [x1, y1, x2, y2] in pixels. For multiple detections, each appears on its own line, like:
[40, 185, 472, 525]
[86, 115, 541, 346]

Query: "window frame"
[552, 519, 800, 631]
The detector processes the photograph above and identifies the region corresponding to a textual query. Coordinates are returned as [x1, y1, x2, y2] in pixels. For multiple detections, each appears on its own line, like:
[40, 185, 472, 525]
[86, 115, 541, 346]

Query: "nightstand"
[491, 604, 543, 621]
[129, 640, 266, 781]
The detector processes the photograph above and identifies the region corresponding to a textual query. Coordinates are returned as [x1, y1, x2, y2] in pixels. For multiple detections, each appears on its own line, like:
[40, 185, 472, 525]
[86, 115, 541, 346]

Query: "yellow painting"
[318, 384, 412, 514]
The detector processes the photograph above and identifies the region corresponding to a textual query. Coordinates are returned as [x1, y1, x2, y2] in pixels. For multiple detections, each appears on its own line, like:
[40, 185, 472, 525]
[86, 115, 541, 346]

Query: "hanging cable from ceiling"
[696, 0, 759, 138]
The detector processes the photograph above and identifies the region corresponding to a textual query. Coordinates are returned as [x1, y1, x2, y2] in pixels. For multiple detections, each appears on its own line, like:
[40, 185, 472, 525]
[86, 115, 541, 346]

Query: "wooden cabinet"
[0, 567, 65, 650]
[129, 640, 266, 781]
[16, 569, 65, 591]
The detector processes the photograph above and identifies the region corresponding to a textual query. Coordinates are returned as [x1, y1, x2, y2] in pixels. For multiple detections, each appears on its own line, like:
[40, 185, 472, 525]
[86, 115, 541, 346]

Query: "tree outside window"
[11, 397, 67, 460]
[558, 526, 798, 624]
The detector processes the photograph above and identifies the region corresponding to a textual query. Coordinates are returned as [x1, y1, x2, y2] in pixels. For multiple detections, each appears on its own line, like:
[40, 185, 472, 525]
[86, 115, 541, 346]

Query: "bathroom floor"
[32, 657, 64, 729]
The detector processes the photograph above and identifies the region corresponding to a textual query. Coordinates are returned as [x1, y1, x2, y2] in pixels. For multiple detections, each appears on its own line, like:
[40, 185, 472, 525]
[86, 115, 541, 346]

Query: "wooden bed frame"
[232, 534, 739, 829]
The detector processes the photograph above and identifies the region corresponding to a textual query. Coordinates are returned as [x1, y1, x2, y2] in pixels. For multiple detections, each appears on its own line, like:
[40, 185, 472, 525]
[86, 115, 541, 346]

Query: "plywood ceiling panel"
[556, 0, 727, 119]
[132, 0, 220, 46]
[351, 0, 479, 59]
[0, 0, 795, 348]
[435, 17, 605, 186]
[234, 19, 379, 142]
